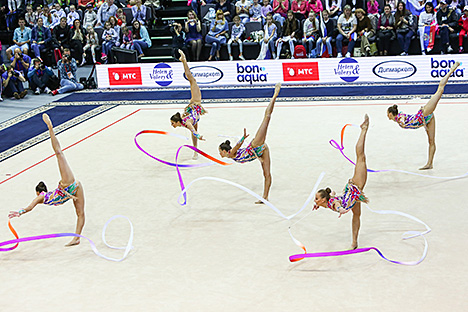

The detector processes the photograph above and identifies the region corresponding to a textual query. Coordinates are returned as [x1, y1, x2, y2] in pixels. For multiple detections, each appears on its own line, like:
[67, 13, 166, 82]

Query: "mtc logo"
[108, 67, 142, 85]
[282, 62, 319, 81]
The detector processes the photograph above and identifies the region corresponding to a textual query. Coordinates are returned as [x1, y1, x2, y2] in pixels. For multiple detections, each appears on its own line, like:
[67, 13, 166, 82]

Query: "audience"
[257, 13, 278, 59]
[336, 4, 357, 57]
[31, 17, 52, 59]
[377, 4, 395, 56]
[185, 10, 203, 61]
[395, 0, 415, 56]
[70, 19, 87, 65]
[83, 25, 99, 64]
[206, 10, 229, 61]
[6, 17, 32, 59]
[51, 48, 84, 95]
[131, 20, 152, 57]
[2, 66, 28, 99]
[418, 1, 436, 55]
[96, 0, 118, 27]
[302, 11, 320, 57]
[27, 58, 54, 94]
[437, 0, 457, 54]
[10, 47, 31, 77]
[227, 15, 246, 60]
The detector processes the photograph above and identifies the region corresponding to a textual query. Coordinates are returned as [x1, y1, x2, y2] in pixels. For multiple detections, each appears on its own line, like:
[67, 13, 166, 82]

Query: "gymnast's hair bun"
[224, 140, 230, 145]
[35, 181, 47, 193]
[392, 104, 398, 109]
[325, 187, 332, 194]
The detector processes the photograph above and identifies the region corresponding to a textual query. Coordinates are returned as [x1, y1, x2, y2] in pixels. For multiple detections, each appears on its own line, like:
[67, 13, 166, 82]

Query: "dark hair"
[36, 181, 47, 193]
[18, 17, 26, 22]
[170, 112, 182, 123]
[318, 188, 332, 201]
[425, 1, 434, 13]
[387, 104, 398, 116]
[384, 4, 391, 10]
[219, 140, 232, 151]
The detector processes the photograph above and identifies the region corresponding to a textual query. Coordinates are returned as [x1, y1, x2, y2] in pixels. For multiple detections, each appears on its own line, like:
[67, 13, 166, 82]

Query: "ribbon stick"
[1, 215, 134, 262]
[330, 124, 468, 179]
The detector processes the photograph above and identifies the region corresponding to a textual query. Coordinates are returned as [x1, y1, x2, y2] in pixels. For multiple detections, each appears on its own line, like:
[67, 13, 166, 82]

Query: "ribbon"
[330, 124, 468, 179]
[1, 215, 134, 262]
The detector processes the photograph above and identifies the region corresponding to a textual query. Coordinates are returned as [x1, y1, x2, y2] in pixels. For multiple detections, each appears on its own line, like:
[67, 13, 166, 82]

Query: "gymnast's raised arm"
[9, 195, 45, 218]
[229, 128, 249, 157]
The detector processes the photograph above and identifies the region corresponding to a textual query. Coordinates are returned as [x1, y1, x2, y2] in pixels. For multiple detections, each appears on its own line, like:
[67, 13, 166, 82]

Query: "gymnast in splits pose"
[219, 83, 281, 204]
[170, 49, 207, 159]
[387, 61, 460, 170]
[8, 114, 85, 247]
[314, 114, 370, 250]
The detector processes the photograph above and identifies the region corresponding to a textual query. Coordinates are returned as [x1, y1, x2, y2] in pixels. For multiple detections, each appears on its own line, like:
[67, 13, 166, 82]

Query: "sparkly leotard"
[41, 181, 79, 206]
[181, 103, 206, 129]
[233, 143, 266, 163]
[327, 180, 368, 214]
[396, 107, 433, 129]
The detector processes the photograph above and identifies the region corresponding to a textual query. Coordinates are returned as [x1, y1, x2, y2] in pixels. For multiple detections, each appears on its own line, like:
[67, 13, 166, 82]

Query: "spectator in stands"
[28, 58, 54, 94]
[6, 18, 32, 59]
[31, 17, 52, 59]
[436, 0, 457, 54]
[67, 5, 80, 26]
[377, 4, 395, 56]
[25, 5, 37, 28]
[70, 19, 87, 65]
[78, 0, 95, 12]
[273, 0, 288, 26]
[0, 41, 3, 65]
[257, 12, 277, 59]
[261, 0, 273, 23]
[344, 0, 365, 12]
[418, 1, 436, 55]
[132, 20, 151, 57]
[216, 0, 233, 22]
[228, 15, 246, 60]
[459, 6, 468, 53]
[316, 9, 334, 57]
[336, 4, 357, 57]
[355, 8, 373, 56]
[109, 15, 121, 43]
[53, 17, 72, 50]
[249, 0, 262, 22]
[185, 10, 203, 61]
[386, 0, 396, 13]
[395, 1, 415, 56]
[40, 6, 54, 29]
[51, 48, 84, 95]
[367, 0, 379, 17]
[291, 0, 308, 20]
[307, 0, 323, 14]
[10, 48, 31, 77]
[50, 4, 65, 29]
[83, 3, 97, 28]
[6, 0, 21, 31]
[120, 26, 133, 49]
[302, 10, 320, 57]
[276, 10, 299, 58]
[132, 0, 147, 25]
[236, 0, 251, 24]
[83, 25, 99, 64]
[101, 21, 118, 61]
[116, 8, 127, 26]
[96, 0, 118, 27]
[206, 9, 229, 60]
[325, 0, 341, 19]
[1, 66, 28, 99]
[170, 22, 189, 61]
[449, 0, 462, 15]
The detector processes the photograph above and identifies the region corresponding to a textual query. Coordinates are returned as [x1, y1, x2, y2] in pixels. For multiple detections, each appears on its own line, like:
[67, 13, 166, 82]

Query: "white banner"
[96, 55, 468, 89]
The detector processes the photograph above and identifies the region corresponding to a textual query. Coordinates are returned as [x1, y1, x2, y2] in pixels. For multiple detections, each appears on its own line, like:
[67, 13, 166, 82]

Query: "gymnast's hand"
[313, 204, 319, 210]
[8, 211, 20, 219]
[338, 207, 347, 218]
[243, 128, 249, 139]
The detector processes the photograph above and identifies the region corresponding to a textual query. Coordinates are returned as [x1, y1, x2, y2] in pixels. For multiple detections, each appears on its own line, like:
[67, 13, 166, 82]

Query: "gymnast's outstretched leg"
[420, 116, 436, 170]
[251, 83, 281, 148]
[179, 49, 201, 104]
[256, 146, 272, 204]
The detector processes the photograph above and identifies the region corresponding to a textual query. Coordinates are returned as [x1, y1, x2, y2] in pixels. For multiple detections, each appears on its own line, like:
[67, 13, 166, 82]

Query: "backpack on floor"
[293, 45, 307, 58]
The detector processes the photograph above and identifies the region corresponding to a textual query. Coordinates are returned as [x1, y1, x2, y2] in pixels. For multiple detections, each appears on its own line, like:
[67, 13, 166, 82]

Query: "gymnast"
[8, 114, 85, 247]
[170, 49, 207, 160]
[314, 114, 370, 250]
[387, 61, 460, 170]
[219, 82, 281, 204]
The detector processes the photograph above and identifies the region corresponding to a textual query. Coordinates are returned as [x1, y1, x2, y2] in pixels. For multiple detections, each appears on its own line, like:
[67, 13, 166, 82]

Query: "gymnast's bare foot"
[255, 198, 268, 204]
[273, 82, 281, 97]
[350, 242, 358, 250]
[361, 114, 369, 130]
[65, 237, 80, 247]
[178, 49, 186, 62]
[42, 113, 53, 129]
[419, 164, 433, 170]
[192, 152, 198, 160]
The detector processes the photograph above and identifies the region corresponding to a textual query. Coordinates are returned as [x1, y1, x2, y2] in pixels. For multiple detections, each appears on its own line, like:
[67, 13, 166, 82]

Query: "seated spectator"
[2, 66, 28, 99]
[459, 6, 468, 53]
[116, 8, 127, 27]
[10, 48, 31, 77]
[53, 17, 72, 50]
[215, 0, 233, 22]
[367, 0, 379, 17]
[83, 26, 100, 64]
[28, 58, 54, 94]
[291, 0, 308, 20]
[449, 0, 462, 15]
[273, 0, 289, 26]
[377, 4, 395, 56]
[131, 20, 152, 57]
[395, 1, 415, 56]
[25, 5, 37, 28]
[344, 0, 365, 12]
[436, 0, 457, 54]
[302, 10, 320, 57]
[257, 13, 278, 59]
[170, 22, 189, 61]
[101, 21, 118, 62]
[78, 0, 95, 12]
[228, 15, 246, 60]
[336, 4, 357, 57]
[6, 18, 32, 59]
[236, 0, 252, 24]
[386, 0, 396, 13]
[120, 26, 133, 49]
[96, 0, 118, 27]
[185, 10, 203, 61]
[307, 0, 323, 14]
[355, 8, 373, 56]
[51, 48, 84, 95]
[325, 0, 342, 19]
[109, 16, 122, 44]
[31, 18, 52, 60]
[83, 4, 97, 29]
[0, 41, 3, 65]
[261, 0, 273, 23]
[418, 1, 436, 55]
[206, 10, 229, 61]
[6, 0, 21, 31]
[67, 5, 80, 26]
[40, 6, 54, 29]
[316, 9, 334, 57]
[275, 10, 300, 59]
[250, 0, 262, 22]
[34, 6, 43, 23]
[50, 4, 65, 29]
[132, 0, 147, 25]
[70, 19, 87, 65]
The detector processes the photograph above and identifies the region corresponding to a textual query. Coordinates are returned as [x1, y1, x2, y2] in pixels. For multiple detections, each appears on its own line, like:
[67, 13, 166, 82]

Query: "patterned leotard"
[41, 181, 79, 206]
[327, 180, 368, 214]
[181, 103, 206, 129]
[396, 108, 433, 129]
[233, 143, 266, 163]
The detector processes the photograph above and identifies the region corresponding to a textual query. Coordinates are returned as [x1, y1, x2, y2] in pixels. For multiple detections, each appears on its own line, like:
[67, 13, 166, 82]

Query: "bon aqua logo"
[237, 63, 268, 84]
[149, 63, 173, 87]
[431, 58, 464, 78]
[335, 58, 360, 82]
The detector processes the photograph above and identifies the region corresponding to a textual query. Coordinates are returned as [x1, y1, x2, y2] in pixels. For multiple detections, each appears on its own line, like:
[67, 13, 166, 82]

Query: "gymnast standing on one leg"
[8, 114, 85, 247]
[387, 61, 460, 170]
[314, 114, 370, 250]
[170, 49, 207, 160]
[218, 83, 281, 204]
